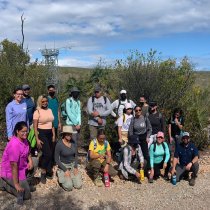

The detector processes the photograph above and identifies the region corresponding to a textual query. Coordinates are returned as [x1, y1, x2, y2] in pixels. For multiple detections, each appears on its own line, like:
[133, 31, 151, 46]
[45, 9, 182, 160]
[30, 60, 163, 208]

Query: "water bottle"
[104, 173, 110, 188]
[140, 169, 145, 181]
[172, 174, 177, 185]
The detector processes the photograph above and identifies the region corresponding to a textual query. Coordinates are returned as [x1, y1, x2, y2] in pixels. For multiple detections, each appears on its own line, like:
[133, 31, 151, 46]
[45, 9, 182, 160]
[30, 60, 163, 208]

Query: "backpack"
[115, 145, 131, 163]
[27, 127, 36, 148]
[86, 138, 108, 162]
[91, 96, 107, 111]
[116, 99, 130, 115]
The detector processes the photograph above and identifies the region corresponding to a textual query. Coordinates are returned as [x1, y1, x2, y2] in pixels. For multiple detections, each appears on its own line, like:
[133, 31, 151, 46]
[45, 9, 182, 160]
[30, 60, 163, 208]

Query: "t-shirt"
[48, 97, 59, 128]
[33, 108, 54, 129]
[148, 112, 164, 135]
[168, 116, 184, 137]
[0, 136, 29, 181]
[118, 114, 133, 132]
[89, 139, 111, 163]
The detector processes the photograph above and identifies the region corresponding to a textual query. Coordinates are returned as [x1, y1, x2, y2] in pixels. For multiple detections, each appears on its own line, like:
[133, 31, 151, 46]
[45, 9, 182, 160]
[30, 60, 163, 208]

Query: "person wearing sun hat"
[171, 131, 199, 186]
[149, 131, 170, 183]
[54, 125, 82, 191]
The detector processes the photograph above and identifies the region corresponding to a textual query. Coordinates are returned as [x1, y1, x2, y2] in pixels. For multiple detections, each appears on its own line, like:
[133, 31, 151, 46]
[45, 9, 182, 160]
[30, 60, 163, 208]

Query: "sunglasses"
[135, 109, 142, 112]
[157, 136, 164, 139]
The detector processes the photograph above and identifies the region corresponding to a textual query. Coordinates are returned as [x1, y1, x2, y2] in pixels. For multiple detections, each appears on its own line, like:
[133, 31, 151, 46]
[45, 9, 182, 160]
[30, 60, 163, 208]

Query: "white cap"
[120, 90, 127, 94]
[125, 103, 132, 109]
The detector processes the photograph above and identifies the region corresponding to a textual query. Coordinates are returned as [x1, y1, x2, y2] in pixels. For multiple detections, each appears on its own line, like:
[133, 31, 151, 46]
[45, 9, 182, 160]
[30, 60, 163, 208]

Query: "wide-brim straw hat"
[60, 125, 77, 134]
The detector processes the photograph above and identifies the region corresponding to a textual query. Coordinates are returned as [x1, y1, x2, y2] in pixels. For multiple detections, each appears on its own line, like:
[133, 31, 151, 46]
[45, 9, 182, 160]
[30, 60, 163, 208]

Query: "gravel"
[1, 150, 210, 210]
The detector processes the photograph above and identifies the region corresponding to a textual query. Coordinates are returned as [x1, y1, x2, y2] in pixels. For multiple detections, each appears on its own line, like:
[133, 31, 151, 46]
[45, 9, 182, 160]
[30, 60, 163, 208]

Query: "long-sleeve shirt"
[65, 97, 81, 126]
[128, 116, 152, 138]
[119, 145, 144, 179]
[6, 100, 28, 138]
[54, 140, 78, 172]
[111, 99, 136, 118]
[87, 96, 112, 126]
[23, 96, 35, 126]
[149, 142, 170, 168]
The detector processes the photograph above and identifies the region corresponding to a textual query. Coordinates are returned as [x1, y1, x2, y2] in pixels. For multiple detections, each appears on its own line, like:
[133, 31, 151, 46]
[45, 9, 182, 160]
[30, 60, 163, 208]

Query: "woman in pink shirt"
[33, 95, 55, 184]
[0, 121, 34, 204]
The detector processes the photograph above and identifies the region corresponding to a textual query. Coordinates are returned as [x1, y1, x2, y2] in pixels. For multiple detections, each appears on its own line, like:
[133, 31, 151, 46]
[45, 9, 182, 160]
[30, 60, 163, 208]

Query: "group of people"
[0, 84, 200, 204]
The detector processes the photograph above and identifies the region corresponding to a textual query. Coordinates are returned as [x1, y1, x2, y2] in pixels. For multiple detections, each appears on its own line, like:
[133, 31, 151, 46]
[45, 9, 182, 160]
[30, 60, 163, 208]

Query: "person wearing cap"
[119, 135, 144, 180]
[111, 89, 136, 120]
[87, 85, 112, 139]
[54, 126, 82, 191]
[148, 131, 170, 183]
[117, 103, 134, 147]
[47, 84, 61, 139]
[139, 95, 149, 117]
[171, 132, 199, 186]
[6, 87, 29, 141]
[22, 84, 35, 127]
[65, 87, 81, 145]
[147, 101, 165, 148]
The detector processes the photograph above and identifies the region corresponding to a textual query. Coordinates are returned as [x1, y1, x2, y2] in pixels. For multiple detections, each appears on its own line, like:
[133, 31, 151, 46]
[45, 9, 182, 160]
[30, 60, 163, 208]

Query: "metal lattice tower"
[41, 48, 59, 90]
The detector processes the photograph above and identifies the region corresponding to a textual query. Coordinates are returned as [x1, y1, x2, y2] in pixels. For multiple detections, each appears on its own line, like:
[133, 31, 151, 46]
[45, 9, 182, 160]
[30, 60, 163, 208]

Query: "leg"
[175, 164, 186, 182]
[89, 125, 98, 140]
[101, 161, 118, 177]
[139, 139, 150, 169]
[71, 171, 82, 189]
[191, 162, 199, 178]
[87, 159, 102, 180]
[154, 163, 162, 178]
[27, 156, 39, 183]
[62, 177, 73, 191]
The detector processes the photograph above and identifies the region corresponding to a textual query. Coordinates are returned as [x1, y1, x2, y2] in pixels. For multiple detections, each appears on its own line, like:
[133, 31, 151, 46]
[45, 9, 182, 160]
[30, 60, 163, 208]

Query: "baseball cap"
[120, 90, 127, 94]
[22, 84, 30, 90]
[94, 86, 101, 92]
[70, 87, 80, 93]
[156, 131, 164, 139]
[125, 103, 132, 109]
[182, 132, 190, 138]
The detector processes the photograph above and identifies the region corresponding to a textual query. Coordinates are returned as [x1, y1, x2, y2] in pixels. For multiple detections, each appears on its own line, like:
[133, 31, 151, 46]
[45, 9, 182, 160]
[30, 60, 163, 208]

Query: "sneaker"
[40, 173, 46, 184]
[94, 176, 103, 187]
[148, 178, 153, 183]
[189, 178, 196, 186]
[46, 171, 53, 179]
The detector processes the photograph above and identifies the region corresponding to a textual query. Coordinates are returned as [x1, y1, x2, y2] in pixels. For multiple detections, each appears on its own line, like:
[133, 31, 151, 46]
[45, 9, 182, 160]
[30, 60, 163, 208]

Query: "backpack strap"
[153, 142, 157, 153]
[123, 113, 126, 123]
[93, 138, 97, 150]
[103, 96, 107, 104]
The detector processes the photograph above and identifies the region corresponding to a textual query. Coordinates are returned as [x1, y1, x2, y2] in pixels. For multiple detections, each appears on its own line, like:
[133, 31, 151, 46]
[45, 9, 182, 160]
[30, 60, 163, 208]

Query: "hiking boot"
[40, 173, 46, 184]
[148, 178, 153, 183]
[189, 178, 196, 186]
[46, 171, 53, 179]
[29, 185, 36, 192]
[94, 176, 103, 187]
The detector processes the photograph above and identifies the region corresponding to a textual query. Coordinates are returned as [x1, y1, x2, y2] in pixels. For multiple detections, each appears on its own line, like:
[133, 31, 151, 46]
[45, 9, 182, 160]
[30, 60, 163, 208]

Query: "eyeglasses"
[16, 93, 23, 96]
[135, 109, 142, 112]
[20, 131, 28, 134]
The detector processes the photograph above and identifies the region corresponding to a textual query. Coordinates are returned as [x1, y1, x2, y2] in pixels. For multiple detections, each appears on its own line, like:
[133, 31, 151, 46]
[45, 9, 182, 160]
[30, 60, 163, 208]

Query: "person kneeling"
[149, 132, 170, 183]
[0, 122, 36, 205]
[55, 126, 82, 191]
[171, 132, 199, 186]
[119, 135, 144, 181]
[87, 129, 118, 187]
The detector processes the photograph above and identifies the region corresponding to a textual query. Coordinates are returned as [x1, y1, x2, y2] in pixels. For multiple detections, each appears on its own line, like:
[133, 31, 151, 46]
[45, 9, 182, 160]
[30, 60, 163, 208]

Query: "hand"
[97, 118, 103, 125]
[171, 167, 176, 175]
[36, 139, 43, 149]
[52, 135, 56, 142]
[146, 138, 150, 144]
[73, 168, 78, 176]
[186, 162, 193, 171]
[104, 164, 109, 173]
[92, 111, 99, 117]
[163, 163, 167, 169]
[119, 139, 123, 144]
[27, 160, 34, 170]
[150, 169, 154, 179]
[75, 125, 81, 131]
[99, 154, 106, 160]
[175, 118, 179, 125]
[135, 172, 140, 178]
[169, 137, 173, 144]
[14, 183, 24, 192]
[64, 170, 71, 177]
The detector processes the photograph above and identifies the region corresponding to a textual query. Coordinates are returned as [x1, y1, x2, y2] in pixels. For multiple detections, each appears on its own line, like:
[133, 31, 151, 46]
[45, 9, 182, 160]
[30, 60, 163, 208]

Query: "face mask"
[49, 91, 55, 97]
[72, 92, 80, 99]
[139, 102, 144, 107]
[120, 94, 127, 101]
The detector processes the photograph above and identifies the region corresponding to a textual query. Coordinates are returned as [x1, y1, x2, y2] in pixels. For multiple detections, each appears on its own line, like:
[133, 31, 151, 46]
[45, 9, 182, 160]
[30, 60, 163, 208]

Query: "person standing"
[87, 86, 112, 139]
[65, 87, 81, 146]
[47, 85, 61, 138]
[139, 95, 149, 117]
[111, 89, 136, 121]
[33, 95, 55, 183]
[147, 101, 165, 148]
[6, 87, 28, 141]
[171, 132, 199, 186]
[22, 84, 35, 127]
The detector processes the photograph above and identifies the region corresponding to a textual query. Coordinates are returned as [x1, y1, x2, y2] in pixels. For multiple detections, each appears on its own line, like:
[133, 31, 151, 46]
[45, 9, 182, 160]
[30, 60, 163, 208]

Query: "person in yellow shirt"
[87, 129, 117, 187]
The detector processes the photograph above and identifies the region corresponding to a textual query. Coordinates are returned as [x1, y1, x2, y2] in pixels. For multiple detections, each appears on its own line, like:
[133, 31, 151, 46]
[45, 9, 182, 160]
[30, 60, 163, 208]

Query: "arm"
[123, 147, 137, 175]
[168, 122, 172, 143]
[100, 98, 112, 117]
[149, 144, 154, 168]
[54, 143, 68, 172]
[118, 116, 123, 142]
[74, 143, 78, 168]
[6, 104, 13, 139]
[164, 143, 170, 163]
[138, 145, 144, 167]
[160, 114, 166, 134]
[11, 162, 24, 192]
[27, 154, 33, 170]
[87, 97, 94, 115]
[111, 100, 118, 118]
[146, 117, 152, 138]
[52, 127, 55, 142]
[33, 111, 43, 149]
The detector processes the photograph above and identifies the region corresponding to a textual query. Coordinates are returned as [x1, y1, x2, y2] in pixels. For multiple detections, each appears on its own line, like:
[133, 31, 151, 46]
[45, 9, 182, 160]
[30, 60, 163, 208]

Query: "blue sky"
[1, 0, 210, 70]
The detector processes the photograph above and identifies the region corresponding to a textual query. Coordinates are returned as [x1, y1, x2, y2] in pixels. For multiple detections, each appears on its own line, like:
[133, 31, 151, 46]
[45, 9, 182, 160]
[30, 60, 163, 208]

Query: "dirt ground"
[0, 141, 210, 210]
